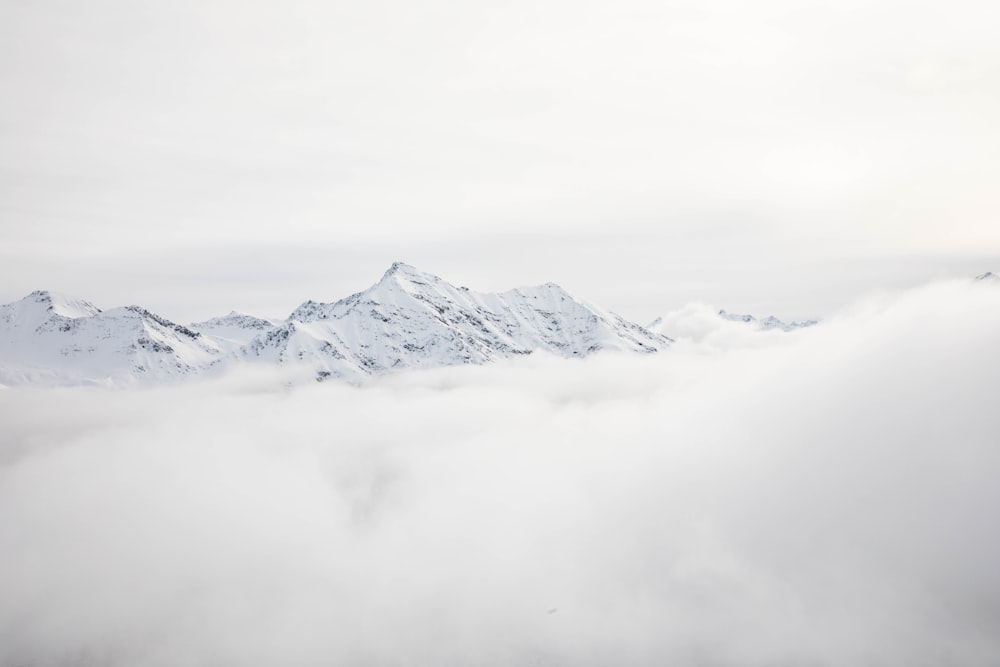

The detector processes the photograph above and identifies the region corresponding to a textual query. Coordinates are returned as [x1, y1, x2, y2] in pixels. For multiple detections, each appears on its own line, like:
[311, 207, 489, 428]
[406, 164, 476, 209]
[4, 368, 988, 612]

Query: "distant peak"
[719, 310, 757, 323]
[192, 311, 272, 327]
[975, 271, 998, 281]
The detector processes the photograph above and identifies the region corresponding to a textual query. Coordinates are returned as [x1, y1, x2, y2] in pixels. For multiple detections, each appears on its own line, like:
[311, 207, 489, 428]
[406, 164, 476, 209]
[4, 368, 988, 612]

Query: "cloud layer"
[1, 279, 999, 666]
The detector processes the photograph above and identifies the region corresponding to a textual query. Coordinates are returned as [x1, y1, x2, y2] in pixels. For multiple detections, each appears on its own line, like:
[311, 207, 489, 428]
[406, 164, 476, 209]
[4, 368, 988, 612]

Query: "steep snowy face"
[0, 295, 221, 386]
[247, 262, 669, 380]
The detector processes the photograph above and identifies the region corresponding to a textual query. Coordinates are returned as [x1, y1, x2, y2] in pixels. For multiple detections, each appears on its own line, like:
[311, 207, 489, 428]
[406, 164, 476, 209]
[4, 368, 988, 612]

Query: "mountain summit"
[250, 263, 668, 381]
[0, 292, 220, 386]
[0, 264, 669, 386]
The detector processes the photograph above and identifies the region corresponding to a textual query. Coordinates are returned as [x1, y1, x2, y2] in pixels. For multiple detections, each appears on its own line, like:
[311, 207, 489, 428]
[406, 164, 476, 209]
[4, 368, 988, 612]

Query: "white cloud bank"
[1, 278, 999, 666]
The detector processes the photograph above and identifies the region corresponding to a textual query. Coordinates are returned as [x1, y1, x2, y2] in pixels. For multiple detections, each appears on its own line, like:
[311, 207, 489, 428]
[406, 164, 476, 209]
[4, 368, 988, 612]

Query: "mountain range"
[0, 263, 668, 387]
[6, 265, 993, 388]
[715, 310, 819, 331]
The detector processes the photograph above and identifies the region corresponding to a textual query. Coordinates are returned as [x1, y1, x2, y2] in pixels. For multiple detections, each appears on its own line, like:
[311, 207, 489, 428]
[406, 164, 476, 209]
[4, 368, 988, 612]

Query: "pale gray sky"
[3, 0, 999, 322]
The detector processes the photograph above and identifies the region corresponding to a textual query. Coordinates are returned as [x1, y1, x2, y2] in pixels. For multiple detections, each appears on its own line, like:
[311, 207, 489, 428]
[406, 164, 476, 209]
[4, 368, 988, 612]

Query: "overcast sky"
[2, 0, 999, 322]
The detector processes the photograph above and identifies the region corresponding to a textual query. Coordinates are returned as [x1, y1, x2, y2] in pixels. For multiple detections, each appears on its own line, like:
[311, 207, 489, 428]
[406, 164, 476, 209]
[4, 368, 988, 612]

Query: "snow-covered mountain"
[717, 310, 819, 332]
[243, 262, 668, 380]
[0, 291, 222, 386]
[975, 271, 998, 282]
[646, 309, 818, 337]
[0, 264, 669, 386]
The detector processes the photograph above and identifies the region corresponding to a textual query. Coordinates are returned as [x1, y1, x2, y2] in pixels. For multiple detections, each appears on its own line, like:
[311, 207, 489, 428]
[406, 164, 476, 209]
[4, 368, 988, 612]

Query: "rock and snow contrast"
[0, 263, 669, 387]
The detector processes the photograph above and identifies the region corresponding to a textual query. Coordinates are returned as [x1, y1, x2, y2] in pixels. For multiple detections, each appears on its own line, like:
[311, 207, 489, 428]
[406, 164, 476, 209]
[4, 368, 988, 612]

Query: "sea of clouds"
[1, 278, 999, 666]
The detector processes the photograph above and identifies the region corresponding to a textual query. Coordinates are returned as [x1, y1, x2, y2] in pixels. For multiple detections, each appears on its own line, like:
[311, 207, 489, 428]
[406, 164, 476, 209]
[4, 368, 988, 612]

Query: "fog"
[2, 279, 999, 666]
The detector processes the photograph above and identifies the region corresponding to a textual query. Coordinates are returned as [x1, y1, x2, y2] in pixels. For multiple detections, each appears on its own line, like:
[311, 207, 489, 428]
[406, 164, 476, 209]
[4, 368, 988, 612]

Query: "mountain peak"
[383, 261, 417, 277]
[975, 271, 998, 282]
[379, 261, 440, 285]
[385, 260, 414, 274]
[23, 290, 102, 319]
